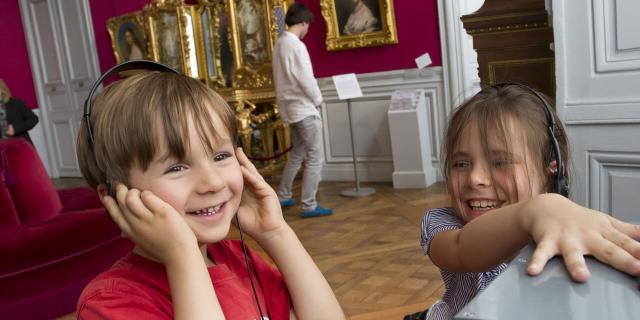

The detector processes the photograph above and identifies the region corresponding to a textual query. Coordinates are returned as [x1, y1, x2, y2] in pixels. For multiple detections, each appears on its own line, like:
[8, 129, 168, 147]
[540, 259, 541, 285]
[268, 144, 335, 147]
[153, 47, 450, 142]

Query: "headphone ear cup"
[557, 176, 569, 198]
[107, 180, 117, 199]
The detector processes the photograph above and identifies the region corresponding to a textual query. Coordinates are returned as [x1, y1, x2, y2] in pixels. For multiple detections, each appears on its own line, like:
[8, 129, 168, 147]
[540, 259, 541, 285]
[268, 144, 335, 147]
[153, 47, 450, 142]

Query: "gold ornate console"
[460, 0, 555, 97]
[107, 0, 291, 173]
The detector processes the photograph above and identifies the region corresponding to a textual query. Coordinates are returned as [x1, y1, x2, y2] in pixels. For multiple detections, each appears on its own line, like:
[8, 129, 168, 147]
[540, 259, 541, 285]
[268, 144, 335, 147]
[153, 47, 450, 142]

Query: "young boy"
[75, 69, 345, 319]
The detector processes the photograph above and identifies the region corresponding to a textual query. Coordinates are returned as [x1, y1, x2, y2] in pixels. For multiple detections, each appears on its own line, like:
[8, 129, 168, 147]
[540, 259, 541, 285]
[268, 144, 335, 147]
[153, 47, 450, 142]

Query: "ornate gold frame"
[107, 12, 148, 64]
[320, 0, 398, 51]
[144, 0, 193, 76]
[197, 0, 227, 87]
[223, 0, 282, 92]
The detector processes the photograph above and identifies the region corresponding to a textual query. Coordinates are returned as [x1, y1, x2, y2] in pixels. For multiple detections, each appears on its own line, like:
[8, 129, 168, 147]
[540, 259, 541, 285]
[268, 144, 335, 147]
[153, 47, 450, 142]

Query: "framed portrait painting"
[107, 12, 148, 63]
[320, 0, 398, 51]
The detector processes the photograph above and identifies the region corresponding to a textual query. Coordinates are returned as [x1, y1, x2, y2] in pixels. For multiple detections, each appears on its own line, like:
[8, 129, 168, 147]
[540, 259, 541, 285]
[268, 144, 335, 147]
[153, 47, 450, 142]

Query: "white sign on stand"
[332, 73, 363, 100]
[331, 73, 375, 197]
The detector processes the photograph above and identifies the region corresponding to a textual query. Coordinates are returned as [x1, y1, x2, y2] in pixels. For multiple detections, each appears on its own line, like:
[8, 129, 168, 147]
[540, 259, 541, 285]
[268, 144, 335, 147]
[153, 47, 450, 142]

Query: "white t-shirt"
[272, 31, 322, 124]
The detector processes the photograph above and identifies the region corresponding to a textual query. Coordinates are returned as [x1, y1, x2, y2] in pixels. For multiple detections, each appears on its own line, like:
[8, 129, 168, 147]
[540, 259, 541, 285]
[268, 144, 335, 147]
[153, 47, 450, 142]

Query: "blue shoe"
[301, 206, 334, 218]
[279, 198, 296, 208]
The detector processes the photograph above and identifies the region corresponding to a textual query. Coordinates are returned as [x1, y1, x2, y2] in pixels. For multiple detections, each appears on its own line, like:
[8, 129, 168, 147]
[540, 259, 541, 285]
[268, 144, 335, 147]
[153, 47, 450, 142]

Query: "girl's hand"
[100, 183, 199, 265]
[525, 193, 640, 282]
[235, 147, 288, 243]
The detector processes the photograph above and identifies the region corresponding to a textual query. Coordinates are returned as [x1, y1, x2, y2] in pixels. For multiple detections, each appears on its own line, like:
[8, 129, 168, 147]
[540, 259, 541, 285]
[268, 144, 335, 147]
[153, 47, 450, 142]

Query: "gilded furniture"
[460, 0, 555, 97]
[207, 0, 290, 172]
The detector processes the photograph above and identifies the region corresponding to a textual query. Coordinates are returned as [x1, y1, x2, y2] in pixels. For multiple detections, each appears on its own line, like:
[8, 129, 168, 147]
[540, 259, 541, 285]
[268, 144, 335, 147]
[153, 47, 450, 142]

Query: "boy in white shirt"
[272, 3, 333, 218]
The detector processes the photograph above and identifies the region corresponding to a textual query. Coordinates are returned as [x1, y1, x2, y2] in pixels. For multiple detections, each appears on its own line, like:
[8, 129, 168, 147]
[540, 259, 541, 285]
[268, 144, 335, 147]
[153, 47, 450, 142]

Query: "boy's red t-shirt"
[76, 240, 291, 319]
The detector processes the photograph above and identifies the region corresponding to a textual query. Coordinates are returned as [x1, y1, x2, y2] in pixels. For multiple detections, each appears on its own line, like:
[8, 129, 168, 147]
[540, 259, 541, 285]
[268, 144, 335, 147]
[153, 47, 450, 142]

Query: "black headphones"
[491, 83, 569, 197]
[82, 60, 178, 197]
[82, 59, 271, 319]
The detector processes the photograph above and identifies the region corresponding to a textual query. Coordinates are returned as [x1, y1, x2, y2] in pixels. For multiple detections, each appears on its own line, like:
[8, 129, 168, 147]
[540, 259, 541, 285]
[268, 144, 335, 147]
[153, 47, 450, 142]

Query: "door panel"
[554, 0, 640, 223]
[20, 0, 100, 177]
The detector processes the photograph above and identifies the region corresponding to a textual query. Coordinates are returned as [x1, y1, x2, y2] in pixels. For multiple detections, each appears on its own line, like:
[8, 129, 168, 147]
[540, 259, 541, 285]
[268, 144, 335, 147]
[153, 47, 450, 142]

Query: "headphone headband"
[83, 60, 178, 150]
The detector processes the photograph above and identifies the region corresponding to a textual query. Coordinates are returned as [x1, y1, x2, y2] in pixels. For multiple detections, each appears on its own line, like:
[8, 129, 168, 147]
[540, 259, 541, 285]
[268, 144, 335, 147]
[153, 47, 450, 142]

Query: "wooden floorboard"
[53, 178, 449, 319]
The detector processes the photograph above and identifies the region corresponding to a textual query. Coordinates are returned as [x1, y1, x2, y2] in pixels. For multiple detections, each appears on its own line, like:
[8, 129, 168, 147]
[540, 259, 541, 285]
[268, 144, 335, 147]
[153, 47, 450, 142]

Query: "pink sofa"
[0, 138, 132, 319]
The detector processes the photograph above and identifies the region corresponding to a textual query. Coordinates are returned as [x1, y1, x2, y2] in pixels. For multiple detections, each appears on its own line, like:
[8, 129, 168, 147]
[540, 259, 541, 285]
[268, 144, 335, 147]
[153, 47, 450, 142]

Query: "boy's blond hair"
[77, 71, 237, 189]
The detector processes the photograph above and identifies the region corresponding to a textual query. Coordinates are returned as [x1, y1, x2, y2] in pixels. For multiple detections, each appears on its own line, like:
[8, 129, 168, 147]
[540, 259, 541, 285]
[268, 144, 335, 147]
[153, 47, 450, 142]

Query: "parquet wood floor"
[54, 178, 450, 319]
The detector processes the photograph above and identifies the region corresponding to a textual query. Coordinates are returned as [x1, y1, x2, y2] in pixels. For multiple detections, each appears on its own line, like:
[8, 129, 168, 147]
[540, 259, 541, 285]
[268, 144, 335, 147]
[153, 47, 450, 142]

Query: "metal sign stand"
[341, 98, 375, 197]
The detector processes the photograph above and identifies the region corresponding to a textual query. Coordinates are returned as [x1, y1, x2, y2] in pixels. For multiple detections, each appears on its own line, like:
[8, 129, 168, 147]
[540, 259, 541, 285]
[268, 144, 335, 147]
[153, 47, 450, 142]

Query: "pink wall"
[90, 0, 441, 78]
[0, 0, 38, 109]
[297, 0, 441, 78]
[1, 0, 441, 110]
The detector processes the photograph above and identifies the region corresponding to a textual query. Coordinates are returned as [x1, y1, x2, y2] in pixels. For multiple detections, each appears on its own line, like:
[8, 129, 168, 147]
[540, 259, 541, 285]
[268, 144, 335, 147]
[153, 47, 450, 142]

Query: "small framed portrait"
[107, 12, 148, 64]
[320, 0, 398, 51]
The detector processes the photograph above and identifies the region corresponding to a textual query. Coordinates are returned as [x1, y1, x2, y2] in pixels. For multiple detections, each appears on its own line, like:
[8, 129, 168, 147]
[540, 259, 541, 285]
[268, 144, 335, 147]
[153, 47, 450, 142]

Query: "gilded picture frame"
[198, 0, 233, 88]
[107, 12, 148, 64]
[144, 0, 192, 75]
[320, 0, 398, 51]
[221, 0, 284, 91]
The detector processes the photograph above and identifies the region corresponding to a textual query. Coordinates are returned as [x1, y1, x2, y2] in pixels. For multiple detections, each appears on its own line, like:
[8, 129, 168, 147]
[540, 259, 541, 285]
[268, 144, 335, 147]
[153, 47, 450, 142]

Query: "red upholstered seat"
[0, 138, 132, 319]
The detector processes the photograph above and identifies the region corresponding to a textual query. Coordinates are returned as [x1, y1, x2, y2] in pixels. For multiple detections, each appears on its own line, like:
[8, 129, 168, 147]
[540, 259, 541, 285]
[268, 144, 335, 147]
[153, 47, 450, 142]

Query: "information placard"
[332, 73, 363, 100]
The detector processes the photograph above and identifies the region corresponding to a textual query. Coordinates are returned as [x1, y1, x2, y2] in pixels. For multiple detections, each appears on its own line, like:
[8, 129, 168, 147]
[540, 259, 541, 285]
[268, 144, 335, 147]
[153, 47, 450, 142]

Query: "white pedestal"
[387, 89, 437, 189]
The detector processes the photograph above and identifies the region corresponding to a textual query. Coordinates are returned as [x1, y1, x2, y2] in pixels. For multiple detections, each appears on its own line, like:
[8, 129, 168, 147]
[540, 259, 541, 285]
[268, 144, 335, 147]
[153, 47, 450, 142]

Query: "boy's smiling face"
[448, 120, 546, 223]
[127, 109, 243, 245]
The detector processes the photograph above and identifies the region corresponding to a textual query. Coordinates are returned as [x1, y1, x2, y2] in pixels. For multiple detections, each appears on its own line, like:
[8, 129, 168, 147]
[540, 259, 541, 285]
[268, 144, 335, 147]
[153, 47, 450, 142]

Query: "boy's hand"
[525, 194, 640, 282]
[235, 147, 288, 243]
[100, 183, 199, 265]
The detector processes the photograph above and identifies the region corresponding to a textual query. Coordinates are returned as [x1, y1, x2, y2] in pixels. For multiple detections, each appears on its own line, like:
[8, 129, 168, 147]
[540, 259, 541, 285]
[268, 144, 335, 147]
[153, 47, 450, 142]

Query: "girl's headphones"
[491, 83, 570, 198]
[82, 60, 179, 197]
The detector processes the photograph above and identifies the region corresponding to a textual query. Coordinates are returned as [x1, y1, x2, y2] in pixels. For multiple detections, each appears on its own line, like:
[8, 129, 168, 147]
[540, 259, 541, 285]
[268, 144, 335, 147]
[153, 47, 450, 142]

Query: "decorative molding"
[436, 0, 483, 114]
[563, 101, 640, 124]
[587, 151, 640, 216]
[592, 0, 640, 73]
[466, 22, 548, 35]
[488, 57, 555, 85]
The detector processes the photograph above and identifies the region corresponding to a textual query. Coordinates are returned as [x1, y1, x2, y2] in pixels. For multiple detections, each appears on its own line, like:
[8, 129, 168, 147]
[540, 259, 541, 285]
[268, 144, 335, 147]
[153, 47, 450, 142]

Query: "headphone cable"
[236, 215, 269, 319]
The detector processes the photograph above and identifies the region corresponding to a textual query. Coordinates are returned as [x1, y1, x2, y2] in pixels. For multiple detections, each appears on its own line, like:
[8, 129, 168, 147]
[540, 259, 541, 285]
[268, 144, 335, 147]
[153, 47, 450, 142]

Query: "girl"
[418, 84, 640, 320]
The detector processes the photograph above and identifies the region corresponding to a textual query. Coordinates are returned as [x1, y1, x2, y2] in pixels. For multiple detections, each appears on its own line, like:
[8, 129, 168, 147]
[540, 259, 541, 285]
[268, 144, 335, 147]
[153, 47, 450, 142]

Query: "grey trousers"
[278, 115, 324, 211]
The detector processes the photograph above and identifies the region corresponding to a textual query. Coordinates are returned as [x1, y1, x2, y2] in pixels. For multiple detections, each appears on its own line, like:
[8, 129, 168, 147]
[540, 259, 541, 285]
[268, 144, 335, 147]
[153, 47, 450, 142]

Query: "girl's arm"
[102, 185, 226, 320]
[430, 193, 640, 282]
[235, 148, 345, 320]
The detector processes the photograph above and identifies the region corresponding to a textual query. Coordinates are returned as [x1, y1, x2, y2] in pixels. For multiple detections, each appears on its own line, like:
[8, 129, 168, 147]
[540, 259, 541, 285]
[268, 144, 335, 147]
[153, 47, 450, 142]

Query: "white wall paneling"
[554, 0, 640, 222]
[30, 109, 52, 175]
[318, 68, 445, 182]
[587, 151, 640, 224]
[436, 0, 483, 113]
[558, 0, 640, 124]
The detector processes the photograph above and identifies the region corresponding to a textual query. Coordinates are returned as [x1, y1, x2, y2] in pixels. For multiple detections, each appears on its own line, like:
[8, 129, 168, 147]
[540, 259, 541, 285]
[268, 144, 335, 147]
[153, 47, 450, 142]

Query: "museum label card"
[415, 52, 432, 69]
[332, 73, 363, 100]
